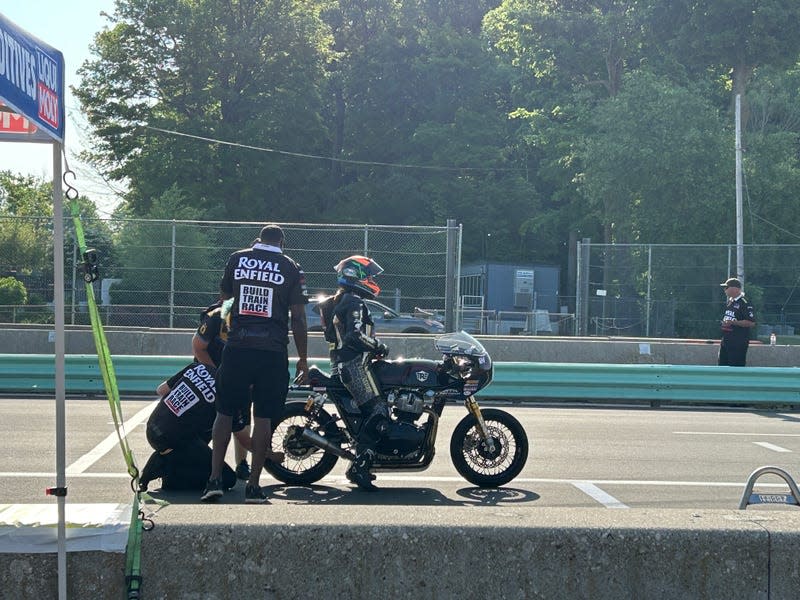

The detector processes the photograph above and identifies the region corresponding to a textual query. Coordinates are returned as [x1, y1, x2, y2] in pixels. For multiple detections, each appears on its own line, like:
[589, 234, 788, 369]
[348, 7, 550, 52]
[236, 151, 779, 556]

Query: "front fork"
[465, 396, 496, 454]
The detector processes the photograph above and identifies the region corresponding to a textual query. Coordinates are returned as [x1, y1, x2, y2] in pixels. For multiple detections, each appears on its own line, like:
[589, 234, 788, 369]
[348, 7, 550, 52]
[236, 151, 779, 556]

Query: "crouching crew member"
[139, 361, 248, 491]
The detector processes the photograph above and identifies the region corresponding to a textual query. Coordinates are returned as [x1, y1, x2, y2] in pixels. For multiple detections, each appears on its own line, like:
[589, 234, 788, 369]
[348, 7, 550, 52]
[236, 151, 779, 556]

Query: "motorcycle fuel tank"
[373, 359, 443, 388]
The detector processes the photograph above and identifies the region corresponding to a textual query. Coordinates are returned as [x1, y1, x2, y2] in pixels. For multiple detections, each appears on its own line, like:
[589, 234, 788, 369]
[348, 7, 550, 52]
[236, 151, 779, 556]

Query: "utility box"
[513, 269, 535, 309]
[460, 263, 561, 334]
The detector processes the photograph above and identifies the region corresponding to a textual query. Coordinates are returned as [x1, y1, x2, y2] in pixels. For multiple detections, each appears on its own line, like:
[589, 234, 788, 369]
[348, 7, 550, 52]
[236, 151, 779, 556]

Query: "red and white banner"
[0, 101, 38, 135]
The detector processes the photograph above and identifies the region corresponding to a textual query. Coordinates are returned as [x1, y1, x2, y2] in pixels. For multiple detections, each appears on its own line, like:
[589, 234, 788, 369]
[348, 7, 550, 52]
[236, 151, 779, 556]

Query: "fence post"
[445, 219, 459, 332]
[169, 221, 176, 328]
[645, 244, 652, 337]
[576, 238, 590, 335]
[727, 244, 732, 279]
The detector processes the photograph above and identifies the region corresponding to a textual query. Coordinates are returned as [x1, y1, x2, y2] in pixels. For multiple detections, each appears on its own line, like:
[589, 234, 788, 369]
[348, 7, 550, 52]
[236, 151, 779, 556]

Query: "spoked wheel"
[263, 401, 339, 485]
[449, 408, 529, 488]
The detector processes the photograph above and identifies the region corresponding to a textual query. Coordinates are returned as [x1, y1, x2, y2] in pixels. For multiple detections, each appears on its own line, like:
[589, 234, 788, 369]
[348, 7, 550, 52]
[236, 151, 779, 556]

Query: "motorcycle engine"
[386, 391, 429, 416]
[376, 420, 426, 457]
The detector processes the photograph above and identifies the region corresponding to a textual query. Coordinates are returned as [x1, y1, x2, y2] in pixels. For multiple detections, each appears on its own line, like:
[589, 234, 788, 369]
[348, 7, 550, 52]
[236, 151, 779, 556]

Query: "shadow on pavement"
[142, 483, 539, 507]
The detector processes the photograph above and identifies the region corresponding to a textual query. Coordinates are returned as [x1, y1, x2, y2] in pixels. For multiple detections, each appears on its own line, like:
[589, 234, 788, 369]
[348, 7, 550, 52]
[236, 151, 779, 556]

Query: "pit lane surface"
[2, 397, 799, 510]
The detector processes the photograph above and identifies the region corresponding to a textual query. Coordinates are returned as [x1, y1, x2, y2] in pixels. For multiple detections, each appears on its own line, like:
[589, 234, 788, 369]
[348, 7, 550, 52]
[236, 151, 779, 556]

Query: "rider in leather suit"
[317, 255, 389, 491]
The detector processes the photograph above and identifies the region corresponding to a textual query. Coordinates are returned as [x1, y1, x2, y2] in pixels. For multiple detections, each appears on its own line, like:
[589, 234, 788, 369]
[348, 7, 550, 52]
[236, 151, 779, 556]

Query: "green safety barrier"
[490, 362, 800, 404]
[2, 354, 800, 404]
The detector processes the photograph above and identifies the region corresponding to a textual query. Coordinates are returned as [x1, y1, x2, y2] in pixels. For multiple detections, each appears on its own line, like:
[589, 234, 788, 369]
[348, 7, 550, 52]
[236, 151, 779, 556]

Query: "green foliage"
[0, 171, 53, 216]
[581, 70, 730, 245]
[0, 277, 26, 305]
[0, 172, 54, 275]
[110, 185, 218, 307]
[76, 0, 332, 218]
[68, 0, 800, 330]
[658, 0, 800, 96]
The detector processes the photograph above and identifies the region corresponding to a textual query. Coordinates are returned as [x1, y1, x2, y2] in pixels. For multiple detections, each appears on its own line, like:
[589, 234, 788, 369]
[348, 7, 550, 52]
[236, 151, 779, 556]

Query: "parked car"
[304, 296, 445, 334]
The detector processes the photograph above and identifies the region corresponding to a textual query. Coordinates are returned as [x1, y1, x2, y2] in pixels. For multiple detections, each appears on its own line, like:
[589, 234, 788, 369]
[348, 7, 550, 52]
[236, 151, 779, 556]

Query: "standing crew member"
[202, 224, 308, 503]
[317, 255, 389, 491]
[719, 277, 756, 367]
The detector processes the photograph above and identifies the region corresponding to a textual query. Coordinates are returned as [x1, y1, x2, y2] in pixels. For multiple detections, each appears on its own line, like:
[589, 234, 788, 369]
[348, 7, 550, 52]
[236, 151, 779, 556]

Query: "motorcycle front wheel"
[449, 408, 529, 488]
[263, 401, 339, 485]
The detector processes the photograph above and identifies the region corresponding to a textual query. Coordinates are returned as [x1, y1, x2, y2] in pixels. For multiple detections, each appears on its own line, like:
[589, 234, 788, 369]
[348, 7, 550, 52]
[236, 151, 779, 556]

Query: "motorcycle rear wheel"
[263, 401, 339, 485]
[449, 408, 528, 488]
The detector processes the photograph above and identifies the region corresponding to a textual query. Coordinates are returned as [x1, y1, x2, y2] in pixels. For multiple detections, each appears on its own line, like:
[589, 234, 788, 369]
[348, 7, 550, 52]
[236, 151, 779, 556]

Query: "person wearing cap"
[201, 224, 309, 503]
[719, 277, 756, 366]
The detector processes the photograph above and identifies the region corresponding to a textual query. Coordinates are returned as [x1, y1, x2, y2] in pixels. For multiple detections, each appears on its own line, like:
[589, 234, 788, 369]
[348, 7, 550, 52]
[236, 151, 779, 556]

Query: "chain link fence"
[0, 216, 459, 329]
[576, 242, 800, 340]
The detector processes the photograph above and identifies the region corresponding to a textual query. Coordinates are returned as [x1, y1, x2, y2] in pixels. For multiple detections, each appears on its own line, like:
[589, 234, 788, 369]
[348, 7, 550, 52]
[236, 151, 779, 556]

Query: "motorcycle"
[264, 331, 529, 488]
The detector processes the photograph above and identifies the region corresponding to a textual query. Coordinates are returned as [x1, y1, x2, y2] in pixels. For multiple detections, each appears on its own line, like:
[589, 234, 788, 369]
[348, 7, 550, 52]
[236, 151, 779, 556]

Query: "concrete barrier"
[4, 506, 800, 599]
[2, 324, 799, 366]
[0, 551, 125, 599]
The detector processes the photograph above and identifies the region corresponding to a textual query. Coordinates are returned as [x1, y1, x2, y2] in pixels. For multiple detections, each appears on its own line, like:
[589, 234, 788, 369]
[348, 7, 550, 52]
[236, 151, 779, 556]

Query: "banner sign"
[0, 12, 65, 143]
[0, 101, 36, 133]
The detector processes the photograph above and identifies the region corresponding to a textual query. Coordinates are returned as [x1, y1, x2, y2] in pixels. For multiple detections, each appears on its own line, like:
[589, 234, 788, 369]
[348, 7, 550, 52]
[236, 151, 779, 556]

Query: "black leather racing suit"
[318, 291, 388, 447]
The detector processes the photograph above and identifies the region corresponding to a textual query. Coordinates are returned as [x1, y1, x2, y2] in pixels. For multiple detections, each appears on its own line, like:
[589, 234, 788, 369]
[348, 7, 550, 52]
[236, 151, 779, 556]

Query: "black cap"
[721, 277, 742, 288]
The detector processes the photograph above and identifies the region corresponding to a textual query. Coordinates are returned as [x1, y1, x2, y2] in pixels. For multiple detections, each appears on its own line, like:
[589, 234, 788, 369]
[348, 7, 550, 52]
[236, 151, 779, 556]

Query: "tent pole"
[52, 142, 67, 600]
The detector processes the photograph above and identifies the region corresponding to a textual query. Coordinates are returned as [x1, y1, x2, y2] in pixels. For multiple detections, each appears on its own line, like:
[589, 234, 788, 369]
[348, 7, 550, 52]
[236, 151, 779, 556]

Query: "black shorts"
[216, 345, 289, 420]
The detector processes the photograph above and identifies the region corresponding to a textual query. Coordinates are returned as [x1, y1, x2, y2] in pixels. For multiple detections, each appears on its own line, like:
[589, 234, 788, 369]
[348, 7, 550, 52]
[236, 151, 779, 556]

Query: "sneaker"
[200, 478, 224, 502]
[235, 459, 251, 480]
[244, 484, 268, 504]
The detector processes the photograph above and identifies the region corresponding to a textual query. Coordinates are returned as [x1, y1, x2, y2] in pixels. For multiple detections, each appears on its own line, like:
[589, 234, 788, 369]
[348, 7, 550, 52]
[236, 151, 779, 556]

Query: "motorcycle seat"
[307, 365, 345, 390]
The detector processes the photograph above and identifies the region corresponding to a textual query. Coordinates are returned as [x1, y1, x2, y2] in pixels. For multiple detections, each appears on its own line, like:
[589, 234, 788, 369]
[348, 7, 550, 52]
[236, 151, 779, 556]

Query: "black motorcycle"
[264, 331, 529, 488]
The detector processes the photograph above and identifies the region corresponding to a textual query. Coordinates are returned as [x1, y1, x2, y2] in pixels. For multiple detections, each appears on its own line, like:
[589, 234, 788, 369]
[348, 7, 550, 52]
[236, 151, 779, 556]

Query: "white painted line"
[0, 472, 791, 490]
[752, 441, 792, 453]
[0, 472, 133, 478]
[66, 401, 158, 475]
[572, 482, 629, 509]
[674, 431, 800, 437]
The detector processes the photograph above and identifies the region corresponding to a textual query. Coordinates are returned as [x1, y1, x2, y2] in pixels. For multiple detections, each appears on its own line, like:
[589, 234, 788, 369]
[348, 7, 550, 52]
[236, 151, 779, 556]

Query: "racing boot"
[138, 450, 167, 492]
[346, 448, 377, 491]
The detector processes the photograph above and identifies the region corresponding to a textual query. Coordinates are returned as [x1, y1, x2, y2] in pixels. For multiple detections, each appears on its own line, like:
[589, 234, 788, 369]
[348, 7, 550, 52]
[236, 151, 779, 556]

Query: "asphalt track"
[3, 396, 800, 511]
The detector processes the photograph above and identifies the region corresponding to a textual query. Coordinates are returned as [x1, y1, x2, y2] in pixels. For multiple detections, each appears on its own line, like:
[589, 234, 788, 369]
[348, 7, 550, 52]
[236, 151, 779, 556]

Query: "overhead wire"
[143, 125, 526, 173]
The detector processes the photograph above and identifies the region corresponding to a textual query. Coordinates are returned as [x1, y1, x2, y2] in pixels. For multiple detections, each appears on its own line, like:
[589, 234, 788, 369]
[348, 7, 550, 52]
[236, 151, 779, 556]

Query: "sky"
[0, 2, 121, 215]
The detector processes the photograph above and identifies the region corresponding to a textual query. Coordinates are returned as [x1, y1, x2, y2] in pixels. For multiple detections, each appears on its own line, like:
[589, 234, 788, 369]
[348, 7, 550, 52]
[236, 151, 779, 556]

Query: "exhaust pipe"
[300, 428, 355, 461]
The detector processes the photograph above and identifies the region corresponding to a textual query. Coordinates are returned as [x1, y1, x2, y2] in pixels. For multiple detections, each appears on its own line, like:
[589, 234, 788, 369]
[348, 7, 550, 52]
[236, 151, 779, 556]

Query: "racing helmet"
[334, 255, 383, 298]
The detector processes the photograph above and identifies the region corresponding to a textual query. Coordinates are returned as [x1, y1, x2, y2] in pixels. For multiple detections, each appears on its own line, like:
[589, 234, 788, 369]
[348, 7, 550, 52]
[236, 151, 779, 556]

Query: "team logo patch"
[415, 371, 429, 382]
[239, 284, 273, 318]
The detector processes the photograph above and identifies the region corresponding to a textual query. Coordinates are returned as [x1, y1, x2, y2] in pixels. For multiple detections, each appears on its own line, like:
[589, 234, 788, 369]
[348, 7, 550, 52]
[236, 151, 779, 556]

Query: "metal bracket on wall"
[738, 465, 800, 509]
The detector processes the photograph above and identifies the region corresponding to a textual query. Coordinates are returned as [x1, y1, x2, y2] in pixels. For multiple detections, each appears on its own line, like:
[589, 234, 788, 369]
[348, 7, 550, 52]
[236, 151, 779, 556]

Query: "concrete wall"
[3, 507, 800, 599]
[2, 325, 799, 366]
[0, 551, 125, 599]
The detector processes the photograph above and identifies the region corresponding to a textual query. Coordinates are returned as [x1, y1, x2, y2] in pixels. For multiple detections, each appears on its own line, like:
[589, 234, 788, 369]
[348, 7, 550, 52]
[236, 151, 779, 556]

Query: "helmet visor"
[334, 256, 384, 279]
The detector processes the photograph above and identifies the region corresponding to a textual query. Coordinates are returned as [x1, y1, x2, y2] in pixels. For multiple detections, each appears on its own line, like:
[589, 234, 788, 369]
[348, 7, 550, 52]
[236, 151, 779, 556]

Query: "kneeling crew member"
[139, 361, 248, 491]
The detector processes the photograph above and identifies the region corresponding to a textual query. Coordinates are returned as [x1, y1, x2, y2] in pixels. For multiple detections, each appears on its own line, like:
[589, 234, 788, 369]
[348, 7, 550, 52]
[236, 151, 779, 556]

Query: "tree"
[0, 277, 26, 305]
[110, 185, 218, 324]
[75, 0, 332, 219]
[0, 172, 54, 281]
[483, 0, 649, 99]
[581, 71, 730, 245]
[323, 3, 537, 260]
[656, 0, 800, 122]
